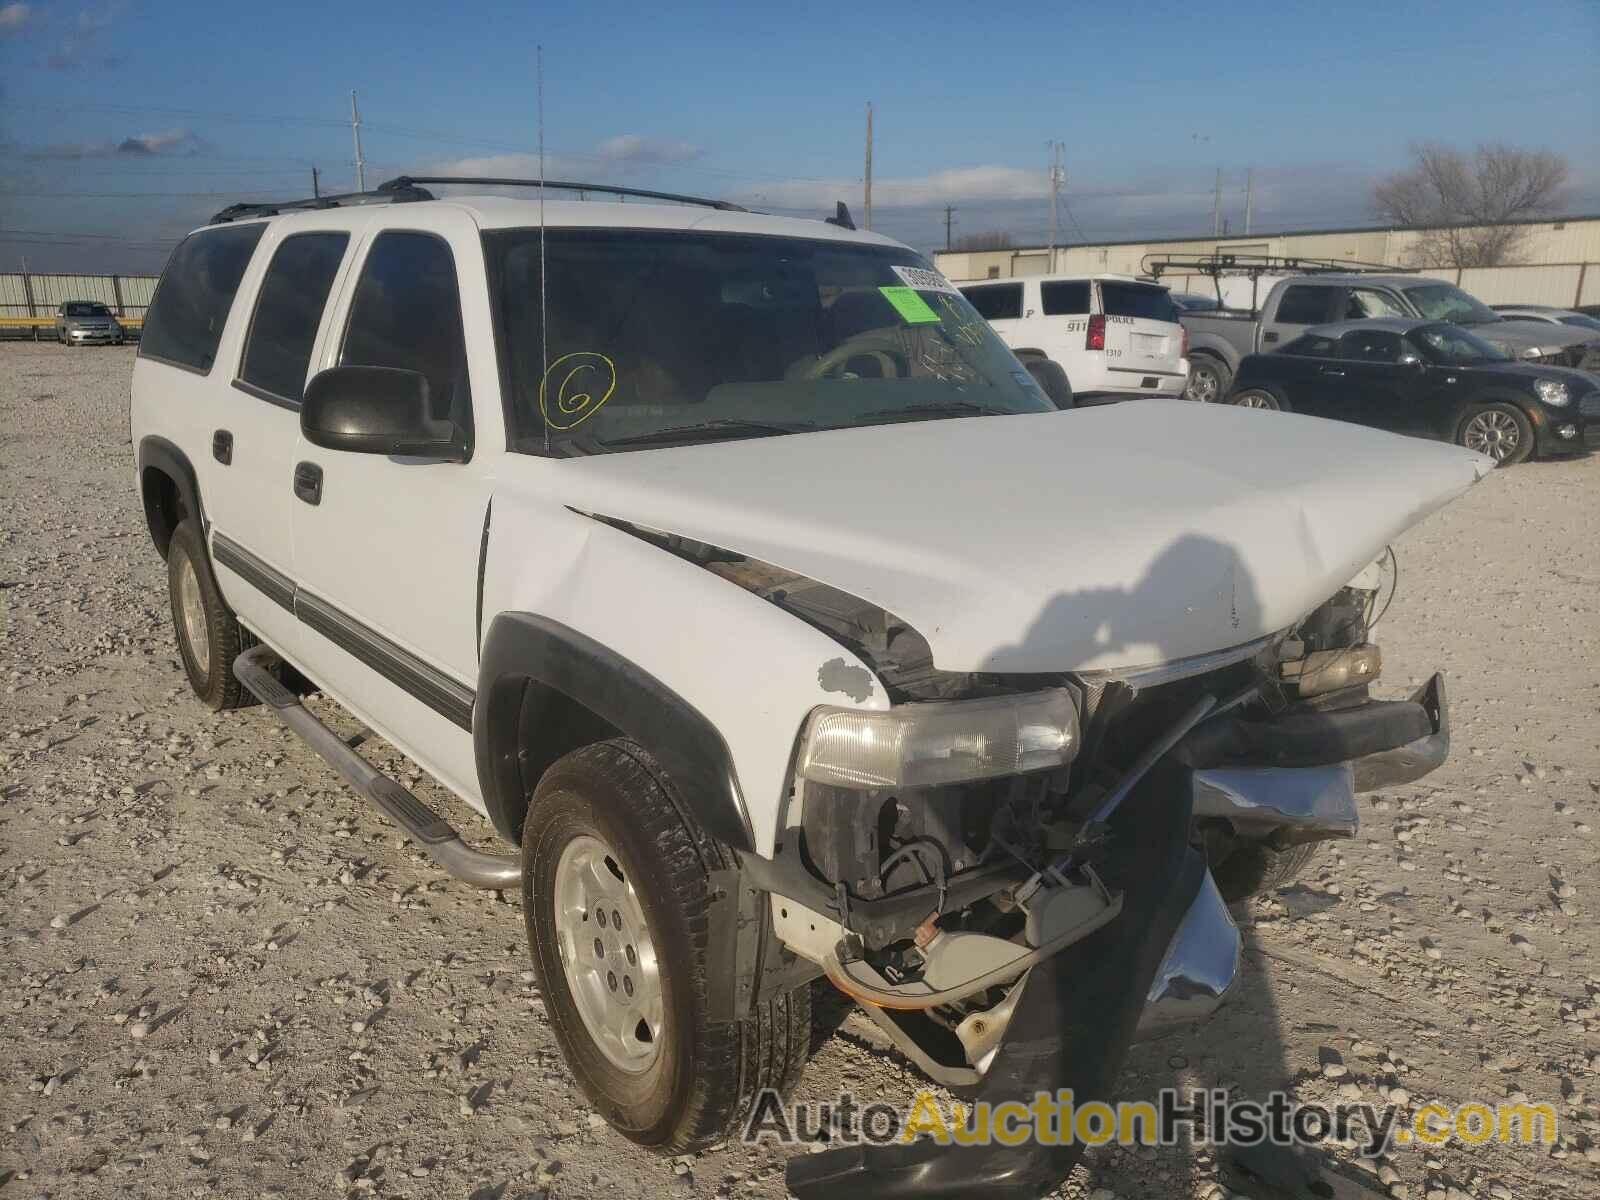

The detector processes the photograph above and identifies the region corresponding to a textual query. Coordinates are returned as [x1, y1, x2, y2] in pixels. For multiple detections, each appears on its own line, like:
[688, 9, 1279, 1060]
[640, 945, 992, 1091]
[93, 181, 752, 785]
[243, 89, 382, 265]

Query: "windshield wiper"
[598, 418, 816, 448]
[852, 401, 1015, 424]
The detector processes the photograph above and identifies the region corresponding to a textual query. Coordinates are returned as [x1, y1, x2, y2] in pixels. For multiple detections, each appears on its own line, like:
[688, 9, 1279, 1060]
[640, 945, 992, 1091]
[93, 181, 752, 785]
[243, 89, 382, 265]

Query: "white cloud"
[426, 134, 703, 184]
[737, 165, 1051, 212]
[23, 127, 204, 159]
[595, 134, 702, 166]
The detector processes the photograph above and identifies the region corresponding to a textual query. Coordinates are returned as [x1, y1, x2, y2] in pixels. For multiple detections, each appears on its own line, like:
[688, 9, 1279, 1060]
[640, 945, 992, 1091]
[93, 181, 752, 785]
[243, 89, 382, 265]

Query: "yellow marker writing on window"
[539, 352, 617, 430]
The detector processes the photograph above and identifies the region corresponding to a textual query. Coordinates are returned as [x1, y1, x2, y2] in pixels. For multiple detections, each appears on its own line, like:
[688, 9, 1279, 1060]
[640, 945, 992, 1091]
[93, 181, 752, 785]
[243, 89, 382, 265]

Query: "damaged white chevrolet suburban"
[131, 177, 1489, 1200]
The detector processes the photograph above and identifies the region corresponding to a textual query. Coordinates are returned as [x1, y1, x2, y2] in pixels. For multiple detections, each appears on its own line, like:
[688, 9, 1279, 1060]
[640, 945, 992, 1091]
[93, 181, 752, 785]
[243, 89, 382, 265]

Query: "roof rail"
[378, 175, 746, 212]
[1143, 252, 1413, 279]
[209, 181, 436, 225]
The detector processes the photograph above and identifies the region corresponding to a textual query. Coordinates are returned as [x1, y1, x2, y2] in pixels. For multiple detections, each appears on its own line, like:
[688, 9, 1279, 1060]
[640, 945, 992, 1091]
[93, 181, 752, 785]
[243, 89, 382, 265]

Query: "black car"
[1227, 318, 1597, 465]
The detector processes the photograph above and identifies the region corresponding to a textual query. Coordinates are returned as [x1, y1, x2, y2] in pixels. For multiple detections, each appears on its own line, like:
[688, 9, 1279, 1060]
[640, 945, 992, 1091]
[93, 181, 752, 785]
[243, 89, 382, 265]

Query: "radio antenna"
[538, 43, 550, 453]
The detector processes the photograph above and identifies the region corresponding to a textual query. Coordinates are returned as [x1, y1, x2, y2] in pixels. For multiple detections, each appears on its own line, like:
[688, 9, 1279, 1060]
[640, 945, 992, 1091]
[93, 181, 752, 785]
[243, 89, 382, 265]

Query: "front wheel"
[1457, 402, 1532, 465]
[522, 739, 810, 1152]
[1212, 841, 1321, 904]
[1184, 356, 1232, 403]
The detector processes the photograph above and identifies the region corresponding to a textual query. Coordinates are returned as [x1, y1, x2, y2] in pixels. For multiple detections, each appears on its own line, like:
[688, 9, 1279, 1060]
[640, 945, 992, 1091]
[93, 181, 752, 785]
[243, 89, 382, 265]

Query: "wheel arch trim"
[137, 435, 204, 559]
[474, 612, 755, 852]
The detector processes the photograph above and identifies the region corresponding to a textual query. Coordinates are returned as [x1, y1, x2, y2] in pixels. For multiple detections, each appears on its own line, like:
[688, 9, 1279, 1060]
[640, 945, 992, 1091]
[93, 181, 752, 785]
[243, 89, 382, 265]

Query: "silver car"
[55, 301, 125, 346]
[1490, 304, 1600, 333]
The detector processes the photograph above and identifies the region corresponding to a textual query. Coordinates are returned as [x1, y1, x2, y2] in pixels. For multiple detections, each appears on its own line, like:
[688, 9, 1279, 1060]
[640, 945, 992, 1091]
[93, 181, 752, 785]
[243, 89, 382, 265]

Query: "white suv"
[131, 177, 1478, 1198]
[959, 273, 1188, 404]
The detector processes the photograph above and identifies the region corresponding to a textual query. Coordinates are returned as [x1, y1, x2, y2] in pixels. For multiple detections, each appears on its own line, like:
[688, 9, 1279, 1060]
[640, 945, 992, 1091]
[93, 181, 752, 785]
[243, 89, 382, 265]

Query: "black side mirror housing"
[301, 366, 468, 461]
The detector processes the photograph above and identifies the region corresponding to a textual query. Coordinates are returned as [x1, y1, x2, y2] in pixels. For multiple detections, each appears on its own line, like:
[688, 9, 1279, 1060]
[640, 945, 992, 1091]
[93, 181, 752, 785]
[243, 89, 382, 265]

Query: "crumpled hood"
[1470, 319, 1595, 357]
[547, 403, 1490, 674]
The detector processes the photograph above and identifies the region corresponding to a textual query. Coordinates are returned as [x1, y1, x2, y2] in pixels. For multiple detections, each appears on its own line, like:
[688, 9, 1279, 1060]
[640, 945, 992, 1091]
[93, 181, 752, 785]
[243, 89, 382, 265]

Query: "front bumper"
[67, 327, 121, 344]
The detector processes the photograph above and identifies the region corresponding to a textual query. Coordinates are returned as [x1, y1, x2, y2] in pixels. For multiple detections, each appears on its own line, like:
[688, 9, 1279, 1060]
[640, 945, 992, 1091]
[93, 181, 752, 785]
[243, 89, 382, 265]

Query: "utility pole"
[863, 102, 873, 231]
[312, 165, 321, 198]
[944, 205, 956, 251]
[1243, 167, 1254, 235]
[1212, 167, 1222, 238]
[350, 90, 366, 193]
[1047, 141, 1063, 270]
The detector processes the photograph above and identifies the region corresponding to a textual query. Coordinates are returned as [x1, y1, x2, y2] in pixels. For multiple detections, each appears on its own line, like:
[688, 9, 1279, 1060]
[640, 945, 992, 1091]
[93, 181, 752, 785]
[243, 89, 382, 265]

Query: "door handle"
[1263, 331, 1279, 343]
[1318, 368, 1346, 377]
[293, 461, 323, 506]
[212, 429, 233, 465]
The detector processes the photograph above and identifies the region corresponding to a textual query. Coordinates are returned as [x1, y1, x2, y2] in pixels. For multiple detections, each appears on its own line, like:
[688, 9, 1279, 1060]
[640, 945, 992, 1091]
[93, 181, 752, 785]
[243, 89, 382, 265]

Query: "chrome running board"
[232, 646, 521, 890]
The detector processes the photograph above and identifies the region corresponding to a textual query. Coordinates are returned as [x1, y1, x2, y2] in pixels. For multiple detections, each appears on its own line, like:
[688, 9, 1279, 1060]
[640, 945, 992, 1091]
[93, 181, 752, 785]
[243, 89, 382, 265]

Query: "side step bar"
[233, 646, 522, 890]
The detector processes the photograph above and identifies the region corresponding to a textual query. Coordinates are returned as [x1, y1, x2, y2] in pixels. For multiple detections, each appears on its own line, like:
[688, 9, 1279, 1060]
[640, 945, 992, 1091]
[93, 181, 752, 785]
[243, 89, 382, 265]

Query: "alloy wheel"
[176, 548, 211, 675]
[1233, 390, 1277, 410]
[1462, 410, 1520, 461]
[554, 833, 664, 1073]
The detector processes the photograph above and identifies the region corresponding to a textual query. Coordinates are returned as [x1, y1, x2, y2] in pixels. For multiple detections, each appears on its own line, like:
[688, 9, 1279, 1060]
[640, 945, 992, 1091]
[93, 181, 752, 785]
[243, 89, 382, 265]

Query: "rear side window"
[1337, 329, 1404, 363]
[1274, 285, 1336, 326]
[960, 283, 1023, 321]
[1099, 282, 1179, 323]
[340, 231, 471, 429]
[238, 232, 349, 404]
[1040, 281, 1090, 315]
[140, 223, 266, 373]
[1281, 334, 1338, 357]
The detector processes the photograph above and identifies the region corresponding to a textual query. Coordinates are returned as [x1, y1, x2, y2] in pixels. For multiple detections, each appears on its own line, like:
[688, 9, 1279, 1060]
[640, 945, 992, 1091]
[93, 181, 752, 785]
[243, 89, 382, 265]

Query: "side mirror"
[301, 366, 468, 461]
[1398, 353, 1425, 371]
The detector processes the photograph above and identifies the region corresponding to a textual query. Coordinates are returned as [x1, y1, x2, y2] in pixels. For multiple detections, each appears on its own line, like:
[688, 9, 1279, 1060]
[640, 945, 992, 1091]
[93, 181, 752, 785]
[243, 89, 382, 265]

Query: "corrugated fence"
[0, 272, 160, 320]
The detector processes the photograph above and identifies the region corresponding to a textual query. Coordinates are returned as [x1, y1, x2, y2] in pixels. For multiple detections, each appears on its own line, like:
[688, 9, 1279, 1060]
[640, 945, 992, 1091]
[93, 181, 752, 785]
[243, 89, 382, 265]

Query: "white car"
[131, 177, 1482, 1197]
[958, 273, 1189, 404]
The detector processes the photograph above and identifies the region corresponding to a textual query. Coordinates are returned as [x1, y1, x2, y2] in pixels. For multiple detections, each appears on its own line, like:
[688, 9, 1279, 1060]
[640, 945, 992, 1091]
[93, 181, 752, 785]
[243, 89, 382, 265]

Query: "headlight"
[797, 689, 1079, 790]
[1534, 379, 1570, 406]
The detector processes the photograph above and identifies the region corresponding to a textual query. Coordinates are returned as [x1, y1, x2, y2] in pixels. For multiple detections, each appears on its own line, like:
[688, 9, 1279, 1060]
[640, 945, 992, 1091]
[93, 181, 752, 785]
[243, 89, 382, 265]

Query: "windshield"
[1561, 313, 1600, 331]
[1410, 323, 1509, 364]
[1402, 283, 1499, 326]
[65, 302, 110, 317]
[486, 229, 1051, 454]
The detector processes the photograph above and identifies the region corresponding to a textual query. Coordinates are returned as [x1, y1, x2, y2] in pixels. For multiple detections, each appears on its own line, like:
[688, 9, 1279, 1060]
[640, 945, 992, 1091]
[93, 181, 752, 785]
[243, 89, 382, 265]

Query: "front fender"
[477, 496, 889, 854]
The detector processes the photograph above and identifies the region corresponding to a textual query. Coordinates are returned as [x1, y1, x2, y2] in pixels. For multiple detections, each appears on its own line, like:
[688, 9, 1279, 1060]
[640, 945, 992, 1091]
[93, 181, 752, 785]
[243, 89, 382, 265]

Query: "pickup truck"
[1180, 273, 1600, 403]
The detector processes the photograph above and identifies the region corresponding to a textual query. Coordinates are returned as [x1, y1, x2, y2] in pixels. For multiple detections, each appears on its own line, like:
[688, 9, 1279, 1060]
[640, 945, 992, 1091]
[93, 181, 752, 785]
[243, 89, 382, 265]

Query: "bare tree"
[952, 230, 1014, 252]
[1373, 142, 1569, 267]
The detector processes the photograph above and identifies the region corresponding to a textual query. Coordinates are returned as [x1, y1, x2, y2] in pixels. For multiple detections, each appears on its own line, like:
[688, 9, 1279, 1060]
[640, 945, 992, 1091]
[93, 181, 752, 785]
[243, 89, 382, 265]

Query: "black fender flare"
[473, 612, 755, 853]
[137, 435, 204, 557]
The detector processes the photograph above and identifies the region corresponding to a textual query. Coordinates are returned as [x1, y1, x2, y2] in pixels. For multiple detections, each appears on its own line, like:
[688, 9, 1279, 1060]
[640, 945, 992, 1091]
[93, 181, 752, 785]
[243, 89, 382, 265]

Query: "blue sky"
[2, 0, 1597, 272]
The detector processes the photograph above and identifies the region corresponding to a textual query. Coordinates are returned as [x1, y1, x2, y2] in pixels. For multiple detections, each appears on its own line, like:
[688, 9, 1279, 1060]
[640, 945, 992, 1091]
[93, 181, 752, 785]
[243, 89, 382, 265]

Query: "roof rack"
[1143, 251, 1413, 279]
[210, 181, 435, 225]
[379, 175, 746, 212]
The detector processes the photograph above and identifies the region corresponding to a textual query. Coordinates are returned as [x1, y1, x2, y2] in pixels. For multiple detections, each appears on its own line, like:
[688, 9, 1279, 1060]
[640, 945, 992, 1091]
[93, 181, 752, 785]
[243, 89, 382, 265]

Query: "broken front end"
[729, 554, 1448, 1199]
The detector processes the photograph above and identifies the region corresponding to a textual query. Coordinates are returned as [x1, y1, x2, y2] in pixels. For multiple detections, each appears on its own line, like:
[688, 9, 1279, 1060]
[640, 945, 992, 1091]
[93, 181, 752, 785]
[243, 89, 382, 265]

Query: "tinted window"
[238, 233, 349, 404]
[65, 302, 110, 317]
[1337, 329, 1404, 363]
[341, 232, 470, 428]
[1281, 334, 1338, 358]
[1040, 281, 1090, 315]
[486, 229, 1049, 456]
[1401, 283, 1498, 325]
[1099, 282, 1179, 323]
[960, 283, 1023, 321]
[140, 223, 266, 372]
[1412, 325, 1509, 364]
[1274, 285, 1335, 326]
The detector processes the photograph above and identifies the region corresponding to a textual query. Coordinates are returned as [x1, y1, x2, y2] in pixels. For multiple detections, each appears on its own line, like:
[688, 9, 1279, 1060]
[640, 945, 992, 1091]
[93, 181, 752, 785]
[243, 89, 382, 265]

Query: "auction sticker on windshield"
[879, 286, 942, 324]
[892, 264, 959, 293]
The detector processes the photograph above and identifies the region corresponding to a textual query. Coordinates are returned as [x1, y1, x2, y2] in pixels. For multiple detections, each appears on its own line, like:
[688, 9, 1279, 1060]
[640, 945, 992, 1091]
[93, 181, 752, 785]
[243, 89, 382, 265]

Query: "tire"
[1184, 355, 1232, 403]
[522, 739, 810, 1153]
[1211, 841, 1321, 904]
[1456, 402, 1533, 466]
[167, 519, 251, 710]
[1230, 385, 1288, 412]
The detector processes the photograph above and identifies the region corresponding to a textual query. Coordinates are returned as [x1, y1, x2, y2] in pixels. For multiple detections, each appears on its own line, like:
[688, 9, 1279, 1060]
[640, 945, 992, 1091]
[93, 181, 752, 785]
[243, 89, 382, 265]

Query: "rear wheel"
[1231, 386, 1286, 411]
[1184, 356, 1231, 403]
[1018, 354, 1073, 409]
[167, 518, 251, 710]
[522, 739, 810, 1152]
[1457, 402, 1532, 465]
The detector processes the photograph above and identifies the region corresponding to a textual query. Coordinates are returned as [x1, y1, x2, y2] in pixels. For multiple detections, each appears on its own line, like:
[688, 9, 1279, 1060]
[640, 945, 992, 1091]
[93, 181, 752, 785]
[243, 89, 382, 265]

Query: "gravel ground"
[2, 342, 1598, 1200]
